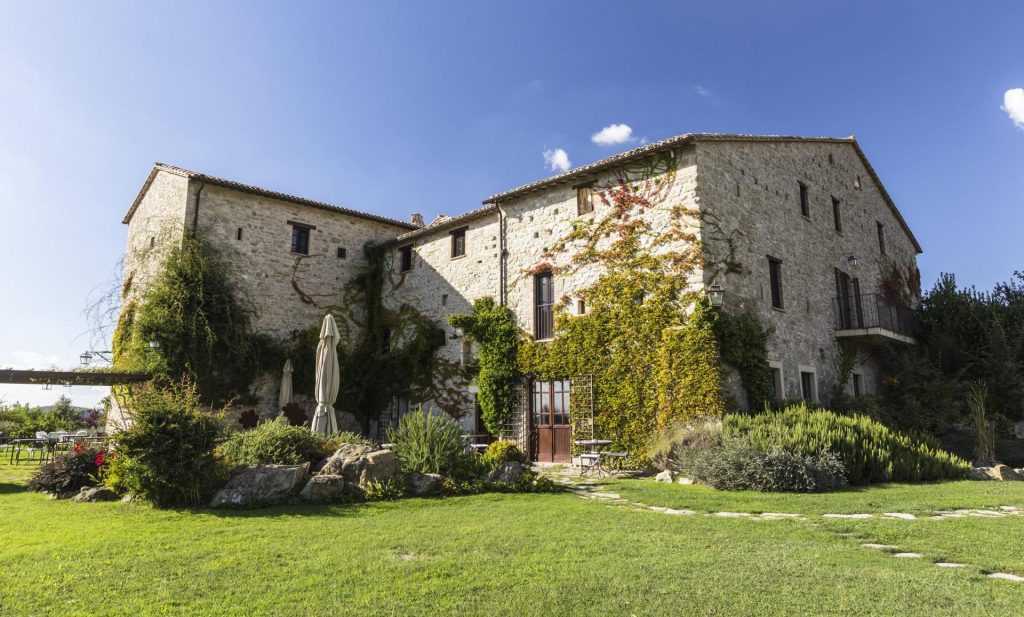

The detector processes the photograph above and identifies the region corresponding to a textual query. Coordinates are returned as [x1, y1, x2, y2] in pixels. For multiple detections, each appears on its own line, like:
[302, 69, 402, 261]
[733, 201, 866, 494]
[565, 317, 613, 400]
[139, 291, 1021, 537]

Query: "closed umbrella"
[278, 359, 294, 411]
[311, 314, 340, 435]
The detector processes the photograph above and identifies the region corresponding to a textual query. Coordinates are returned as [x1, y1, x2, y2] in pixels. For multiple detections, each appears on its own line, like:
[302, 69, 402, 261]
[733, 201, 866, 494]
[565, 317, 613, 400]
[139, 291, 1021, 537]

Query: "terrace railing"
[833, 293, 915, 338]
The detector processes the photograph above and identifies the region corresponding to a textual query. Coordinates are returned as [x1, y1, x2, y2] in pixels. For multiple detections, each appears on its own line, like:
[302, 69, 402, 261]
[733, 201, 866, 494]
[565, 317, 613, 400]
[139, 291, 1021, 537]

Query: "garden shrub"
[218, 417, 334, 468]
[480, 440, 528, 471]
[649, 418, 724, 474]
[724, 403, 969, 484]
[388, 408, 464, 475]
[28, 445, 110, 495]
[105, 382, 225, 507]
[686, 441, 847, 493]
[364, 479, 405, 501]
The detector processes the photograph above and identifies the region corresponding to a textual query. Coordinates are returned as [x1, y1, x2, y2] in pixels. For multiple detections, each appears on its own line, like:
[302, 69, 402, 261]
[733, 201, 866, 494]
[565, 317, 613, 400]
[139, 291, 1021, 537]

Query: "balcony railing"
[833, 293, 915, 340]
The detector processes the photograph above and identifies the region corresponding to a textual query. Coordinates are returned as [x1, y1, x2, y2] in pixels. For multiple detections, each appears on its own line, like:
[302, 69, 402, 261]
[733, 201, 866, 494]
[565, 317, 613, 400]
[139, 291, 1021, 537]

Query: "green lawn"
[2, 460, 1023, 616]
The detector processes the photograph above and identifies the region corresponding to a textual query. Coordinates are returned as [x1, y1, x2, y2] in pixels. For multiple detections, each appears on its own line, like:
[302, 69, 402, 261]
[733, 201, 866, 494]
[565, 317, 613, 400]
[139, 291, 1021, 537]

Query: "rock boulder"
[655, 470, 673, 483]
[72, 486, 119, 503]
[489, 461, 527, 484]
[210, 463, 309, 508]
[991, 464, 1023, 481]
[318, 444, 399, 490]
[299, 474, 348, 503]
[405, 472, 444, 496]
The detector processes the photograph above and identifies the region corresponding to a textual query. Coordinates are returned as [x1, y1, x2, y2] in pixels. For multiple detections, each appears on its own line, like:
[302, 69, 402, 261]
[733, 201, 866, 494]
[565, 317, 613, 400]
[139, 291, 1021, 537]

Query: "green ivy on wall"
[713, 310, 774, 411]
[448, 297, 519, 436]
[113, 232, 277, 407]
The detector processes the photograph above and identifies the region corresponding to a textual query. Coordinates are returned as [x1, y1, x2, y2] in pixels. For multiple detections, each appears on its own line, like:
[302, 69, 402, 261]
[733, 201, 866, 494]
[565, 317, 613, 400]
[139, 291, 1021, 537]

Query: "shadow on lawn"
[0, 481, 27, 495]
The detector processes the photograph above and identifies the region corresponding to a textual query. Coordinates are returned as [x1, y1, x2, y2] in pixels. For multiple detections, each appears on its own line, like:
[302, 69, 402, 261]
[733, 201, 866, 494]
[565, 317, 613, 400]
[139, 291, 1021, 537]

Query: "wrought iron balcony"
[833, 293, 916, 344]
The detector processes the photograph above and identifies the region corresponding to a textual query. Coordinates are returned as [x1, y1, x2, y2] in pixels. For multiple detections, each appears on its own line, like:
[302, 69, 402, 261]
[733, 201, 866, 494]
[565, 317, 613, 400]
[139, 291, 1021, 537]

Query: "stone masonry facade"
[120, 134, 922, 436]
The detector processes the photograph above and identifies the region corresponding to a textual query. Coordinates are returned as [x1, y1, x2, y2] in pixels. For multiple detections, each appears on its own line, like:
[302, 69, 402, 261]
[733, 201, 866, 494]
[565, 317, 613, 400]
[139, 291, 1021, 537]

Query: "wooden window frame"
[576, 185, 594, 215]
[290, 225, 310, 255]
[769, 360, 785, 400]
[534, 270, 554, 340]
[398, 245, 413, 273]
[767, 256, 784, 310]
[799, 365, 819, 403]
[450, 227, 467, 259]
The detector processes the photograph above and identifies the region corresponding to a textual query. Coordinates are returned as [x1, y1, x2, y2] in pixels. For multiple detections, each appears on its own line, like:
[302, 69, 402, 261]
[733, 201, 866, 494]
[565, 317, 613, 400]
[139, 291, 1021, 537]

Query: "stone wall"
[381, 212, 503, 431]
[695, 140, 920, 406]
[123, 169, 191, 302]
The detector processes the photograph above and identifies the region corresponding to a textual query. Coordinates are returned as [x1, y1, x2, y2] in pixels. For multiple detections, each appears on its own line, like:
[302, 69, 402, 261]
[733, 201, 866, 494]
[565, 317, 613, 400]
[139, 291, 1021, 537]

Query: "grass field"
[2, 460, 1023, 616]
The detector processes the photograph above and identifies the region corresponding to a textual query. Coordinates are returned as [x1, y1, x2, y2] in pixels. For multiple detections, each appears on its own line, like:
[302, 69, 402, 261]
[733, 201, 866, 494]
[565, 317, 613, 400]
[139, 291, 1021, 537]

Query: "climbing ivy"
[657, 297, 727, 427]
[713, 310, 774, 411]
[448, 297, 519, 435]
[113, 232, 278, 407]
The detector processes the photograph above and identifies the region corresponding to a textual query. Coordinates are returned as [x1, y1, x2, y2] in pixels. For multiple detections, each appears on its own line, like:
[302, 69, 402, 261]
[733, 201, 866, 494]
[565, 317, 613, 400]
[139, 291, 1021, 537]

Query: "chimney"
[410, 213, 425, 228]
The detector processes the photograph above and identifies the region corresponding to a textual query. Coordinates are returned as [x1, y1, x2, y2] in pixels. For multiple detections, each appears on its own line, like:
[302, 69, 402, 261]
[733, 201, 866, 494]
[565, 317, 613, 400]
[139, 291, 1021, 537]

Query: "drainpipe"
[496, 202, 508, 306]
[190, 181, 206, 234]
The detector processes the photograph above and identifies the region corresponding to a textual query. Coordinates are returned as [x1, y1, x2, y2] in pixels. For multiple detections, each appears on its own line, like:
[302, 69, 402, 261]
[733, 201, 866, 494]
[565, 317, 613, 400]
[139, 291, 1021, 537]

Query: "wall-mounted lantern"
[451, 326, 464, 340]
[846, 255, 859, 268]
[80, 351, 93, 366]
[707, 282, 725, 309]
[148, 341, 160, 349]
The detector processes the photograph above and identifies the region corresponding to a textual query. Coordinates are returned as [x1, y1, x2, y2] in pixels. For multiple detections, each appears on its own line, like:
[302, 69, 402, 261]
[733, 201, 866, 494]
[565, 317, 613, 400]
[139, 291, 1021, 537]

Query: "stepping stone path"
[539, 467, 1024, 585]
[987, 572, 1024, 582]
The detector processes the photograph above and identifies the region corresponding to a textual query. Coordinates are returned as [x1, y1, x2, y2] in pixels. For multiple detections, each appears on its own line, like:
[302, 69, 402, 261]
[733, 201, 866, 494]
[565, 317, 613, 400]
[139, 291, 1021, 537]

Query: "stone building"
[119, 133, 921, 461]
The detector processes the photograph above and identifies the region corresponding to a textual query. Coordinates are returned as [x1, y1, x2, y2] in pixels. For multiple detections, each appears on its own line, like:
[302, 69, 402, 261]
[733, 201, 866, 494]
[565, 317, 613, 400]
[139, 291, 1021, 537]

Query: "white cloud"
[9, 350, 62, 369]
[1003, 88, 1024, 129]
[591, 123, 634, 146]
[694, 85, 711, 97]
[543, 148, 571, 172]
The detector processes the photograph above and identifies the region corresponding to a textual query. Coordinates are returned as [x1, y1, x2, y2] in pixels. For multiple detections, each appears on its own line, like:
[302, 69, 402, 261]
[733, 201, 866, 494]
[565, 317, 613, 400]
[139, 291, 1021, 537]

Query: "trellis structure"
[0, 369, 150, 387]
[500, 374, 595, 460]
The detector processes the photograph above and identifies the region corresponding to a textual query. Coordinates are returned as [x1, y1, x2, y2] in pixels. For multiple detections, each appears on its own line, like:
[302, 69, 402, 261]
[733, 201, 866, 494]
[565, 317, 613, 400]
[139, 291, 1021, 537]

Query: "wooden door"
[531, 379, 571, 463]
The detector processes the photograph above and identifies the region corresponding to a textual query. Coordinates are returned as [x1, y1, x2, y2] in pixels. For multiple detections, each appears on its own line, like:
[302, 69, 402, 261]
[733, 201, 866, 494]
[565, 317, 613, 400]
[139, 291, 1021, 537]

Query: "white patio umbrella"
[310, 314, 340, 435]
[278, 359, 294, 411]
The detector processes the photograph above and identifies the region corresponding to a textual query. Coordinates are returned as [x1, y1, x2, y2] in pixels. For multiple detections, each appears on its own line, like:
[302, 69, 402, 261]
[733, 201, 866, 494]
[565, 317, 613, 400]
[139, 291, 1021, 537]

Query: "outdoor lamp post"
[707, 282, 725, 309]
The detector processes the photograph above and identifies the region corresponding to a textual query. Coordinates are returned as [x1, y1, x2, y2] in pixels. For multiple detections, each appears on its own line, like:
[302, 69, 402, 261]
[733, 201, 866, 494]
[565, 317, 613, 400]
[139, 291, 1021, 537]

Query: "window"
[876, 222, 886, 255]
[441, 293, 448, 307]
[852, 373, 863, 399]
[289, 221, 314, 255]
[576, 185, 594, 215]
[236, 227, 243, 241]
[460, 340, 473, 367]
[854, 175, 862, 190]
[450, 227, 466, 258]
[769, 361, 785, 400]
[534, 271, 554, 340]
[768, 256, 784, 309]
[832, 197, 842, 233]
[577, 298, 586, 315]
[799, 182, 810, 218]
[532, 379, 570, 427]
[149, 236, 155, 248]
[337, 247, 347, 259]
[799, 368, 818, 403]
[398, 245, 413, 272]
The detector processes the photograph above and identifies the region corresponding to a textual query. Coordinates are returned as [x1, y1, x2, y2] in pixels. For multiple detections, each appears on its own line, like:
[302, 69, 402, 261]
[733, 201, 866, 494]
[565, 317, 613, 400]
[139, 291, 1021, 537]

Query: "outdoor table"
[574, 439, 613, 477]
[8, 438, 49, 465]
[468, 443, 489, 454]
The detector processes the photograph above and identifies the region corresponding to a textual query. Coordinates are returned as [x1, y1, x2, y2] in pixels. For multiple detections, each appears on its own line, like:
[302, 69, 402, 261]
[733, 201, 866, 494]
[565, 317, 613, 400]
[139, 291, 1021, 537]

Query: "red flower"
[71, 441, 86, 455]
[94, 451, 106, 467]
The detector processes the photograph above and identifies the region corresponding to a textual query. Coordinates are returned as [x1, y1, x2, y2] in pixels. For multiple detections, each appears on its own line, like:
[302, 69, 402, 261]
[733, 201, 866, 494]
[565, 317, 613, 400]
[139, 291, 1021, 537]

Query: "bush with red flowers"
[27, 445, 112, 497]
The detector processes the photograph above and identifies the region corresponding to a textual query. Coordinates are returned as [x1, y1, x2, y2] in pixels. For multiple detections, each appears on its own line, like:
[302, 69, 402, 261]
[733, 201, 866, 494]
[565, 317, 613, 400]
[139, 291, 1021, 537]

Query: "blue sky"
[1, 1, 1022, 407]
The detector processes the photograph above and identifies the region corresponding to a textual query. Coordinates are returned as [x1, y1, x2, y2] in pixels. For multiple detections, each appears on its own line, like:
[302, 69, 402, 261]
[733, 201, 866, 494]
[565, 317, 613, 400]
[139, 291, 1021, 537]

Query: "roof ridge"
[123, 163, 417, 229]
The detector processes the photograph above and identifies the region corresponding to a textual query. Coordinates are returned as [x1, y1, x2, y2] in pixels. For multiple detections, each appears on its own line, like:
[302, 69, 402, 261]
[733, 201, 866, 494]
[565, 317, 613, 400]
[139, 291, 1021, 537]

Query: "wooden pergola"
[0, 369, 151, 387]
